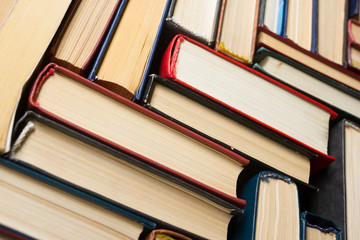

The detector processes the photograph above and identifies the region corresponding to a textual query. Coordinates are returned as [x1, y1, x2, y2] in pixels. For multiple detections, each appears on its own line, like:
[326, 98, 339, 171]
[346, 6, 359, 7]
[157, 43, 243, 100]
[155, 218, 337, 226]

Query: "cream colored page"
[15, 121, 232, 240]
[172, 0, 219, 41]
[150, 83, 310, 183]
[259, 56, 360, 118]
[255, 179, 299, 240]
[345, 123, 360, 240]
[176, 40, 330, 153]
[0, 0, 16, 27]
[0, 0, 71, 152]
[306, 227, 336, 240]
[351, 22, 360, 43]
[36, 72, 243, 198]
[0, 165, 143, 240]
[218, 0, 259, 62]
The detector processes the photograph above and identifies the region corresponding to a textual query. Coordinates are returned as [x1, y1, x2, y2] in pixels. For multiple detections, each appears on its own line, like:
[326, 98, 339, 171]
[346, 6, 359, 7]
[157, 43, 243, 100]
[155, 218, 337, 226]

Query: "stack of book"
[1, 0, 359, 239]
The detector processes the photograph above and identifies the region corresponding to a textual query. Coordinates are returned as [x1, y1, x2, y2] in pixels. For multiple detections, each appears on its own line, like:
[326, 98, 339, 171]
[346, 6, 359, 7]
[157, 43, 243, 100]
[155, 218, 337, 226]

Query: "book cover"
[253, 47, 360, 122]
[300, 212, 342, 240]
[160, 34, 337, 174]
[258, 0, 287, 36]
[256, 26, 360, 93]
[28, 63, 249, 208]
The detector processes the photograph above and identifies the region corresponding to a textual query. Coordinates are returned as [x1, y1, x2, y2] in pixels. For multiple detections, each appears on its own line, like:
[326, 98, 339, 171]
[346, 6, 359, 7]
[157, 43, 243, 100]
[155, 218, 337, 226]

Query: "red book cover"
[28, 63, 249, 208]
[160, 34, 337, 174]
[257, 26, 360, 93]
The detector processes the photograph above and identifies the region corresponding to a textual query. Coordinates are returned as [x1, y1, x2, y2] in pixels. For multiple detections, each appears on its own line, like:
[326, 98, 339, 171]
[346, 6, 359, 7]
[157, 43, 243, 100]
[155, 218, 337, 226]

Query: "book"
[88, 0, 170, 101]
[285, 0, 316, 52]
[9, 111, 245, 240]
[347, 18, 360, 72]
[165, 0, 222, 47]
[0, 0, 16, 27]
[142, 74, 315, 183]
[0, 157, 155, 240]
[317, 0, 348, 65]
[0, 0, 72, 154]
[28, 63, 249, 206]
[307, 119, 360, 240]
[258, 0, 287, 36]
[144, 229, 192, 240]
[215, 0, 260, 63]
[160, 34, 338, 174]
[256, 26, 360, 93]
[253, 47, 360, 122]
[50, 0, 125, 75]
[231, 171, 300, 240]
[300, 212, 342, 240]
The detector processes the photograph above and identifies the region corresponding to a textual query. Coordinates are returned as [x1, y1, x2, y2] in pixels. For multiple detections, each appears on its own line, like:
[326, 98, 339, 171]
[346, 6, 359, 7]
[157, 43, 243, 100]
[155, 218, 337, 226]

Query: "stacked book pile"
[1, 0, 359, 239]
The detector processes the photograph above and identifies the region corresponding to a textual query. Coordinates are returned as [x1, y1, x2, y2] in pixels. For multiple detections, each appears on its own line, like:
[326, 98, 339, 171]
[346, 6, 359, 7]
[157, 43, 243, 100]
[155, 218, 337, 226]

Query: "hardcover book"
[215, 0, 261, 63]
[0, 157, 155, 240]
[256, 26, 360, 93]
[50, 0, 125, 76]
[0, 0, 72, 153]
[10, 111, 245, 240]
[160, 34, 338, 174]
[347, 18, 360, 72]
[87, 0, 170, 101]
[300, 212, 342, 240]
[258, 0, 287, 36]
[307, 119, 360, 240]
[231, 171, 300, 240]
[142, 74, 315, 184]
[165, 0, 222, 47]
[253, 47, 360, 122]
[28, 63, 249, 207]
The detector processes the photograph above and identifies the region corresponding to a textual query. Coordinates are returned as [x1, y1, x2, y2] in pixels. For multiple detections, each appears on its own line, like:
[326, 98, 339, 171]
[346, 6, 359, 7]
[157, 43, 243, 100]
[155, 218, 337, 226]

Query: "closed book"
[28, 63, 249, 208]
[0, 0, 73, 154]
[256, 26, 360, 93]
[87, 0, 171, 101]
[164, 0, 223, 47]
[307, 119, 360, 240]
[231, 171, 300, 240]
[49, 0, 126, 76]
[258, 0, 287, 36]
[215, 0, 261, 64]
[347, 18, 360, 72]
[160, 34, 337, 175]
[300, 212, 342, 240]
[142, 74, 316, 184]
[0, 157, 155, 240]
[9, 111, 245, 240]
[253, 47, 360, 122]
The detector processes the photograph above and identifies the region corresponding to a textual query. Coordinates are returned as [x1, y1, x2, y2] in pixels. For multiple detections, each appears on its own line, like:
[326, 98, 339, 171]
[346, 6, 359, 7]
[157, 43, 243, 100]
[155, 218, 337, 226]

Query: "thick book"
[256, 26, 360, 93]
[28, 63, 249, 207]
[253, 47, 360, 122]
[215, 0, 261, 64]
[142, 74, 316, 184]
[231, 171, 301, 240]
[164, 0, 223, 47]
[0, 157, 155, 240]
[317, 0, 348, 66]
[144, 229, 192, 240]
[300, 212, 342, 240]
[0, 0, 72, 154]
[9, 111, 245, 240]
[347, 18, 360, 72]
[87, 0, 171, 101]
[160, 34, 338, 174]
[307, 119, 360, 240]
[49, 0, 126, 76]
